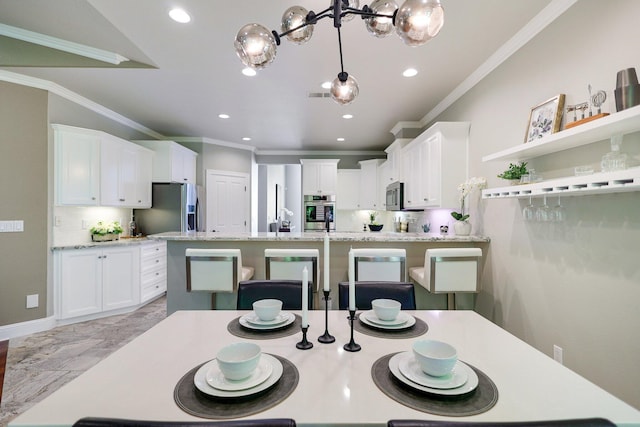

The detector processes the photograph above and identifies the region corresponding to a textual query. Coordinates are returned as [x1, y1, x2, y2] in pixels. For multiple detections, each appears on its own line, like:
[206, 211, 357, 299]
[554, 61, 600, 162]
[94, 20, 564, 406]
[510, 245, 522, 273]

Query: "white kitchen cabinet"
[53, 125, 101, 206]
[140, 241, 167, 303]
[358, 159, 385, 210]
[377, 161, 391, 209]
[336, 169, 360, 210]
[401, 122, 469, 209]
[134, 140, 197, 184]
[56, 246, 140, 320]
[300, 159, 339, 195]
[384, 138, 411, 184]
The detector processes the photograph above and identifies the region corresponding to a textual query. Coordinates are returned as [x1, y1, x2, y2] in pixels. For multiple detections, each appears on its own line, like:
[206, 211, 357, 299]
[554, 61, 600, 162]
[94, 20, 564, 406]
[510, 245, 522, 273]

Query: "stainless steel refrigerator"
[134, 183, 199, 235]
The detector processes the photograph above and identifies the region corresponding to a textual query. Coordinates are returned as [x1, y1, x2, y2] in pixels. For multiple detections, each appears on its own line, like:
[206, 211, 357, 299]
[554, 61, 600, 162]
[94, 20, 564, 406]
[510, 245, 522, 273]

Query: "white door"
[206, 170, 249, 233]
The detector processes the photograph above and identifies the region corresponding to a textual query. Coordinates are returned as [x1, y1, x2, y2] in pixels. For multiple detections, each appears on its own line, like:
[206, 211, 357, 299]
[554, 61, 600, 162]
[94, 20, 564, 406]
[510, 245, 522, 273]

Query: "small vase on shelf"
[453, 221, 471, 236]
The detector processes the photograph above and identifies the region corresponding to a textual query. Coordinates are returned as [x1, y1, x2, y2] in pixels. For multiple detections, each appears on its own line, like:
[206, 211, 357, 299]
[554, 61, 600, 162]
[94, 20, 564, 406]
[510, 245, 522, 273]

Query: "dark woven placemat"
[174, 354, 298, 419]
[227, 314, 302, 339]
[353, 314, 429, 339]
[371, 352, 498, 417]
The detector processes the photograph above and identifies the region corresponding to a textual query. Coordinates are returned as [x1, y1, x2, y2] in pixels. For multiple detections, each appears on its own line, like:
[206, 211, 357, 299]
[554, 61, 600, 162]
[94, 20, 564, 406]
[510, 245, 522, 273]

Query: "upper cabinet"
[134, 140, 197, 184]
[336, 169, 360, 210]
[358, 159, 385, 210]
[401, 122, 470, 209]
[53, 124, 153, 208]
[384, 138, 411, 184]
[300, 159, 339, 195]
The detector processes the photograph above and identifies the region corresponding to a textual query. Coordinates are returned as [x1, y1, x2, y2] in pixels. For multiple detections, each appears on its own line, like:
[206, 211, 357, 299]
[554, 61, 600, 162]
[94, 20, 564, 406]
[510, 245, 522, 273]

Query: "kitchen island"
[149, 231, 490, 314]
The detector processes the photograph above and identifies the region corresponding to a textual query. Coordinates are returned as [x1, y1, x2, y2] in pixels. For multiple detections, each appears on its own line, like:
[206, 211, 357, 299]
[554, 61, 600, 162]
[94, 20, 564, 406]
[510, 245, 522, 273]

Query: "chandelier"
[234, 0, 444, 105]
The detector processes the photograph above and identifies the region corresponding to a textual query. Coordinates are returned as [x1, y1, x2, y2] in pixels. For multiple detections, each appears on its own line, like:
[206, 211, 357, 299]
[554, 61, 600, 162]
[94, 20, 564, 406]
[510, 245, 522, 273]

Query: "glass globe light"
[331, 0, 360, 22]
[365, 0, 398, 38]
[395, 0, 444, 46]
[234, 23, 277, 69]
[281, 6, 313, 44]
[330, 72, 359, 105]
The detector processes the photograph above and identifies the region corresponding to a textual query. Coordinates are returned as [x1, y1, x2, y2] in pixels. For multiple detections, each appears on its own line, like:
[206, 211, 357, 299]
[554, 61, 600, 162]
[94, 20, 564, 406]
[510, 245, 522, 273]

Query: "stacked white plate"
[239, 311, 295, 330]
[388, 352, 479, 396]
[359, 310, 416, 330]
[194, 353, 284, 397]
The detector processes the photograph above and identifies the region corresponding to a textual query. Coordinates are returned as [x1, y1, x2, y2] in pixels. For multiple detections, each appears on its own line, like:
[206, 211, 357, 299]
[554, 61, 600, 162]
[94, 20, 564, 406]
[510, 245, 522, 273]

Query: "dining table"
[9, 309, 640, 426]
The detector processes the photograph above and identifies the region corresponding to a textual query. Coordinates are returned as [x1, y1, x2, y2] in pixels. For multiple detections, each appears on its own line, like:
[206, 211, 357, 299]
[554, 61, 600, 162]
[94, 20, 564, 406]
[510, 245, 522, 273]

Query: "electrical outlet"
[553, 345, 563, 364]
[26, 294, 39, 309]
[54, 216, 62, 227]
[14, 220, 24, 231]
[82, 219, 89, 230]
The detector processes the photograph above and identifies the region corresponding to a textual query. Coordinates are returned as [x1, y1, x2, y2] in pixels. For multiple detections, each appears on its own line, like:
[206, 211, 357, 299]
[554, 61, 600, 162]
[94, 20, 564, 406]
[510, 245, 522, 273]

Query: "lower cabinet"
[55, 241, 166, 321]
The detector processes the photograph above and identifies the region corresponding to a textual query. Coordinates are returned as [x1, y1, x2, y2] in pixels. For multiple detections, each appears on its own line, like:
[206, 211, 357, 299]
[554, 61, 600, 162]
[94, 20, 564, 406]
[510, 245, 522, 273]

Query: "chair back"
[0, 339, 7, 404]
[73, 417, 297, 427]
[387, 419, 614, 427]
[338, 281, 416, 310]
[237, 280, 314, 310]
[265, 249, 319, 290]
[352, 248, 406, 282]
[186, 248, 243, 292]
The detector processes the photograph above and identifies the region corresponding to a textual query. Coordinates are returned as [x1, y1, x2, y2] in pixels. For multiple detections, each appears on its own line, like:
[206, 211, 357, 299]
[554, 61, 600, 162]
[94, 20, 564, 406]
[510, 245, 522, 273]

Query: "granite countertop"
[146, 231, 490, 243]
[51, 237, 155, 251]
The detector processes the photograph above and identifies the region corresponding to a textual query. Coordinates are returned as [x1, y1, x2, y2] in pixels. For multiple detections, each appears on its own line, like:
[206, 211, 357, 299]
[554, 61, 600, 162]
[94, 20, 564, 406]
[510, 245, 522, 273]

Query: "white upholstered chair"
[264, 248, 320, 290]
[352, 248, 407, 282]
[185, 248, 254, 293]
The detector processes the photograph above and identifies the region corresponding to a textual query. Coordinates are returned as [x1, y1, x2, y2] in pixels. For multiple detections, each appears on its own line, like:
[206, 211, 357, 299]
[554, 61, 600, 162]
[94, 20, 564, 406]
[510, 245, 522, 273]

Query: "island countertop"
[147, 231, 490, 243]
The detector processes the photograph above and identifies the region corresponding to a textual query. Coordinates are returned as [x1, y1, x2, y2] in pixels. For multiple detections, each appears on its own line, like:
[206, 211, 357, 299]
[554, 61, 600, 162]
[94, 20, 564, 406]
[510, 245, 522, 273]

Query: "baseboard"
[0, 315, 57, 341]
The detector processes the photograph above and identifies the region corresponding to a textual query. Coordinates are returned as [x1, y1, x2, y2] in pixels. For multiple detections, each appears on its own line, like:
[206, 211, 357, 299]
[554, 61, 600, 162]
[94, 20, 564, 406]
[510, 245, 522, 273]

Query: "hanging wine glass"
[536, 195, 552, 222]
[553, 196, 567, 222]
[522, 196, 535, 221]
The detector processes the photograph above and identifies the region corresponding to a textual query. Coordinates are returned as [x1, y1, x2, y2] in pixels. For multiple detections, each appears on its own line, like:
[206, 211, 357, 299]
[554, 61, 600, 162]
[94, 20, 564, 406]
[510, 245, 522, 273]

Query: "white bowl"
[216, 342, 261, 381]
[372, 298, 401, 321]
[412, 339, 457, 377]
[252, 299, 283, 321]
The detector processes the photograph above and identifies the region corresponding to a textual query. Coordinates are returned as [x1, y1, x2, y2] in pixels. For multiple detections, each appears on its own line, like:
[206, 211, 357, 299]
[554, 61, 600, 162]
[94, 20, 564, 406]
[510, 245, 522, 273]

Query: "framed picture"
[524, 94, 565, 143]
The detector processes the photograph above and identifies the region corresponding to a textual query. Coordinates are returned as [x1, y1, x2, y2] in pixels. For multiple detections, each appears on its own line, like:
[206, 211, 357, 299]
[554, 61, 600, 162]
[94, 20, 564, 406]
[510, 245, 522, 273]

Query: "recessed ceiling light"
[342, 114, 353, 119]
[337, 137, 345, 142]
[321, 81, 332, 90]
[242, 137, 252, 141]
[403, 68, 418, 77]
[169, 8, 191, 23]
[242, 67, 257, 77]
[218, 114, 230, 119]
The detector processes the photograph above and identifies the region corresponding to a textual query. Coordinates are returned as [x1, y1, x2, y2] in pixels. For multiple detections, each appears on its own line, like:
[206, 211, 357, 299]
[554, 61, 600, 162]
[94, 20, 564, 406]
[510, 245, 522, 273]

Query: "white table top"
[10, 310, 640, 426]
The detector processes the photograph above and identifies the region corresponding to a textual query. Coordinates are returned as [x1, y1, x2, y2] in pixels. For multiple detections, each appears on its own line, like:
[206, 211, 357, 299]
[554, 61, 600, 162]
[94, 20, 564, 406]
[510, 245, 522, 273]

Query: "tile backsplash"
[335, 209, 455, 233]
[53, 206, 133, 246]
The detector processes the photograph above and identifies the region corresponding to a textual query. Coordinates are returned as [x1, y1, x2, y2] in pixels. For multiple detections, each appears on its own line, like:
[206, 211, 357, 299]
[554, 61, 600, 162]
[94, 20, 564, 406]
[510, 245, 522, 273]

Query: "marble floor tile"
[0, 296, 166, 426]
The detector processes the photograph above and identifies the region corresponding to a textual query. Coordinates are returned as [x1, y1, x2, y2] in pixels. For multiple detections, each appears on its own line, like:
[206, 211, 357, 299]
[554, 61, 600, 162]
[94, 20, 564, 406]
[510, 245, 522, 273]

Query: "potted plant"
[497, 161, 529, 184]
[90, 220, 123, 242]
[368, 211, 383, 232]
[451, 177, 487, 236]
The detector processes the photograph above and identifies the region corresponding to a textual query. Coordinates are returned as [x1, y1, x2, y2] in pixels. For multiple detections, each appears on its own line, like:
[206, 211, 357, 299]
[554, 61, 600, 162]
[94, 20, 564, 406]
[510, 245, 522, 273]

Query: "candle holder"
[296, 325, 313, 350]
[318, 290, 335, 344]
[343, 309, 361, 352]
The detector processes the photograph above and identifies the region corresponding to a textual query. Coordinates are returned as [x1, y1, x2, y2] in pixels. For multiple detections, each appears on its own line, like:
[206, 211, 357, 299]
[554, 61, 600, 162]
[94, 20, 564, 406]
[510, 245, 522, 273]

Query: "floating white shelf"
[482, 104, 640, 162]
[482, 167, 640, 199]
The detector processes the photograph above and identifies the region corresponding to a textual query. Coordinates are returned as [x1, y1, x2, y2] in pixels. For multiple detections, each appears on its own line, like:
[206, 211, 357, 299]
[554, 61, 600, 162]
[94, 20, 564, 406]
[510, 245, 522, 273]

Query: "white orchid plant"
[451, 177, 487, 222]
[90, 220, 123, 236]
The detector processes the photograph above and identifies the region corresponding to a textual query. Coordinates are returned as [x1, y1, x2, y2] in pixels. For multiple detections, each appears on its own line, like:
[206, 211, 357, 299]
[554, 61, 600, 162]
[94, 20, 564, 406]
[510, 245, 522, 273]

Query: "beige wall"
[434, 0, 640, 409]
[0, 81, 48, 326]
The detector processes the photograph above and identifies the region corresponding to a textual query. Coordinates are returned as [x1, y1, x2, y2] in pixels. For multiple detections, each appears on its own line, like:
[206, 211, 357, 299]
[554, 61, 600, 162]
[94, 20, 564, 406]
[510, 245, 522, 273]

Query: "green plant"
[497, 161, 528, 180]
[451, 177, 487, 222]
[368, 211, 378, 224]
[90, 220, 123, 235]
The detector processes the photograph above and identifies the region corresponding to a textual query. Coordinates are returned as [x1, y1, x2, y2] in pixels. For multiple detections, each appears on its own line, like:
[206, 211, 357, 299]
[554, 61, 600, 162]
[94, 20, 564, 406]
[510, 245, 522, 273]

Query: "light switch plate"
[14, 220, 24, 231]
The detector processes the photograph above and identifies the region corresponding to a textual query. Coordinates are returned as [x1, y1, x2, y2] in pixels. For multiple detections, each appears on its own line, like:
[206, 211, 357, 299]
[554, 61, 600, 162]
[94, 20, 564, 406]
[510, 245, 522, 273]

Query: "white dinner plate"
[243, 312, 291, 327]
[362, 310, 411, 326]
[239, 312, 295, 330]
[359, 311, 416, 330]
[388, 352, 478, 396]
[205, 356, 273, 391]
[194, 353, 283, 398]
[398, 354, 468, 389]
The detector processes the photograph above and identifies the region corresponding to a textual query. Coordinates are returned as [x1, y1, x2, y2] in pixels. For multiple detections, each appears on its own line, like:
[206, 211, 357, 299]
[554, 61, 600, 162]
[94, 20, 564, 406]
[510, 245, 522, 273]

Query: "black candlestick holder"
[318, 290, 335, 344]
[296, 325, 313, 350]
[343, 309, 361, 352]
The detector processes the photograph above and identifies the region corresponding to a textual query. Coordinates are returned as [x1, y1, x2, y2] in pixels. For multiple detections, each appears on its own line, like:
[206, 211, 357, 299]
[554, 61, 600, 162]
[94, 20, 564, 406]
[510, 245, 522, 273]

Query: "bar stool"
[185, 249, 254, 307]
[352, 248, 406, 282]
[264, 249, 320, 290]
[409, 248, 482, 310]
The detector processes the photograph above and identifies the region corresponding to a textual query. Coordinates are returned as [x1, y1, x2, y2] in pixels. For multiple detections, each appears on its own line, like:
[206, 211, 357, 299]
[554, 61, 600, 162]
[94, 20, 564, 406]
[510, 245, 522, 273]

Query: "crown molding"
[171, 136, 256, 152]
[389, 121, 422, 136]
[255, 149, 385, 156]
[0, 70, 164, 139]
[420, 0, 578, 126]
[0, 23, 129, 65]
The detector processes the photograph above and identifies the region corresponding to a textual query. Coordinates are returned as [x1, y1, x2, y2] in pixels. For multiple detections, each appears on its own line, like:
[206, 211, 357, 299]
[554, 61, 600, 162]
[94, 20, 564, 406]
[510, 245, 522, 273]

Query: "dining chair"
[73, 417, 296, 426]
[352, 248, 407, 282]
[236, 279, 314, 310]
[0, 339, 8, 404]
[337, 281, 416, 310]
[386, 419, 615, 427]
[264, 248, 319, 291]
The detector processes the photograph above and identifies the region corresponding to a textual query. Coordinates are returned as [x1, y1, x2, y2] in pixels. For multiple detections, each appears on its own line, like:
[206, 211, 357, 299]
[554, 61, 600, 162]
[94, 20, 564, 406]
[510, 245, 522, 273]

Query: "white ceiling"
[0, 0, 561, 153]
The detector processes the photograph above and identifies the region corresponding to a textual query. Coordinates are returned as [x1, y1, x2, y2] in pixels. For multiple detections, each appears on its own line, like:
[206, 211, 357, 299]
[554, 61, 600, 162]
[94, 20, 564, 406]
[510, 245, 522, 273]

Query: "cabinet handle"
[156, 272, 159, 276]
[155, 248, 159, 251]
[103, 255, 107, 259]
[119, 198, 125, 202]
[92, 197, 96, 200]
[155, 259, 159, 263]
[183, 178, 188, 181]
[155, 285, 159, 289]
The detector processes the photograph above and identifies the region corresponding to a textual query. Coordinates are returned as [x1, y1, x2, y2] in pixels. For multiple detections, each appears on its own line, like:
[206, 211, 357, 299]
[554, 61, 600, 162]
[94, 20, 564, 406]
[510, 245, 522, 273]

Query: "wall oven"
[304, 195, 336, 231]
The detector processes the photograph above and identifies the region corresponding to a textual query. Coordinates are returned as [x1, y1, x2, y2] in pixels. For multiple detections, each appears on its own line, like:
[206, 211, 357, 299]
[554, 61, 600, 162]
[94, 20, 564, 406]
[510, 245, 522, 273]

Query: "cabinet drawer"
[141, 277, 166, 302]
[142, 266, 166, 285]
[141, 253, 166, 273]
[141, 242, 166, 259]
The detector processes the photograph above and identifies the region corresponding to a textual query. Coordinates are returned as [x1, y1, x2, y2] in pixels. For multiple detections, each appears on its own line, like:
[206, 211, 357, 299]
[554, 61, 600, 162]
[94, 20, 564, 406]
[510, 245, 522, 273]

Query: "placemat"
[227, 314, 302, 339]
[371, 352, 498, 417]
[174, 354, 298, 419]
[353, 314, 429, 339]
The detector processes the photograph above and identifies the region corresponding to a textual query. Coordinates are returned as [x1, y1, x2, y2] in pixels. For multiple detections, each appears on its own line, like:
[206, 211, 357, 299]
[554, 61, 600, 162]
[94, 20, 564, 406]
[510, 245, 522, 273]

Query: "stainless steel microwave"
[386, 181, 404, 211]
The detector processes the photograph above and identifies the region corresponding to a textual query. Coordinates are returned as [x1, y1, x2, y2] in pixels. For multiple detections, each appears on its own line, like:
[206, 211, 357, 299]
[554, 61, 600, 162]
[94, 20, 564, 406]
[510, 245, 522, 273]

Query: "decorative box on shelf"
[91, 233, 120, 242]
